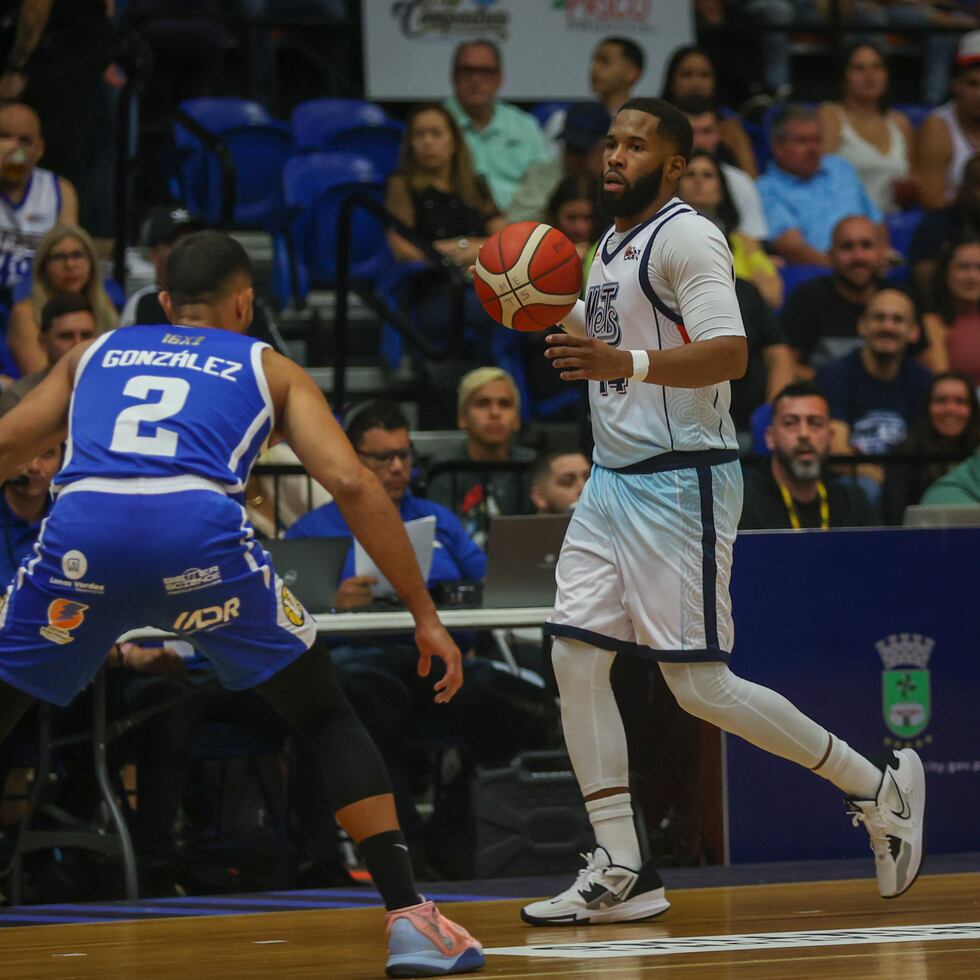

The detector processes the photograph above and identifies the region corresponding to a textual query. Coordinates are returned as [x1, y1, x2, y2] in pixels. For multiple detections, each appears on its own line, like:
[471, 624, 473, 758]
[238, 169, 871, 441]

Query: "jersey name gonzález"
[586, 198, 745, 468]
[55, 324, 273, 498]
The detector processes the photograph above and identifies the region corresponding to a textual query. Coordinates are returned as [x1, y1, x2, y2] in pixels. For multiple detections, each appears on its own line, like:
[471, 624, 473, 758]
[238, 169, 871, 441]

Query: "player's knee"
[660, 662, 736, 719]
[550, 637, 607, 694]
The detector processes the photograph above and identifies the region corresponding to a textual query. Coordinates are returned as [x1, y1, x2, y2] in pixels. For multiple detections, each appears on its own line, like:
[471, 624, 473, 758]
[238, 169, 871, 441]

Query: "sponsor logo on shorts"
[61, 550, 88, 581]
[163, 566, 222, 595]
[40, 599, 89, 645]
[173, 597, 240, 633]
[281, 585, 305, 627]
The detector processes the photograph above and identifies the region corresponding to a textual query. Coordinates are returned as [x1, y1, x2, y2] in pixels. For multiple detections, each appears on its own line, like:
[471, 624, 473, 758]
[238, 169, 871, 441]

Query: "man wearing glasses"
[444, 39, 550, 210]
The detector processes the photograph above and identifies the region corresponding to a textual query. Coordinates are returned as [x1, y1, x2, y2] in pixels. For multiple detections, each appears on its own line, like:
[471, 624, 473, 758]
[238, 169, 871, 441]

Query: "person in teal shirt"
[921, 449, 980, 505]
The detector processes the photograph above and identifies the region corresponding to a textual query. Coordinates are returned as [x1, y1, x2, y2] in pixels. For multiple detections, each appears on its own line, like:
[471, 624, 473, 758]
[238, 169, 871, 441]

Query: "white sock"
[813, 734, 885, 803]
[585, 793, 642, 869]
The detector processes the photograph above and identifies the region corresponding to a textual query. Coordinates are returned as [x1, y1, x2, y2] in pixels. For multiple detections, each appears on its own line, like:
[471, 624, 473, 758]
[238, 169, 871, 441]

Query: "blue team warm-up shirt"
[0, 324, 317, 706]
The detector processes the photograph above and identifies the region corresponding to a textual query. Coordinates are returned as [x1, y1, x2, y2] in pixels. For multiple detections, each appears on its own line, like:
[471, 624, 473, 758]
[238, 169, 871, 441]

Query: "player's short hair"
[453, 38, 501, 73]
[345, 400, 411, 449]
[771, 380, 830, 418]
[671, 95, 721, 121]
[457, 366, 521, 417]
[165, 231, 253, 308]
[770, 105, 819, 143]
[598, 36, 644, 74]
[618, 97, 694, 161]
[40, 293, 94, 333]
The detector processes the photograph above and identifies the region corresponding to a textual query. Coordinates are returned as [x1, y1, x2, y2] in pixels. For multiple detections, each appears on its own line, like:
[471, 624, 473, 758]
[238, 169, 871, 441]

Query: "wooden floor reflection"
[1, 872, 978, 978]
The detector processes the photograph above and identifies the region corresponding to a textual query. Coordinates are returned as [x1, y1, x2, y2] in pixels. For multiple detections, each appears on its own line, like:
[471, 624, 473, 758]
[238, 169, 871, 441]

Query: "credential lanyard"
[777, 480, 829, 531]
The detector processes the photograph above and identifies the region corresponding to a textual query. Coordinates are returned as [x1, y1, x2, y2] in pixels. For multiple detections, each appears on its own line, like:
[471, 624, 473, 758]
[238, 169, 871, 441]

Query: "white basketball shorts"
[546, 453, 743, 662]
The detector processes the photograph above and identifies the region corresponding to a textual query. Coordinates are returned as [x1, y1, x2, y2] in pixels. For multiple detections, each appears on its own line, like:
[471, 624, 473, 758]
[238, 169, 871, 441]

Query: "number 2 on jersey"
[109, 375, 190, 457]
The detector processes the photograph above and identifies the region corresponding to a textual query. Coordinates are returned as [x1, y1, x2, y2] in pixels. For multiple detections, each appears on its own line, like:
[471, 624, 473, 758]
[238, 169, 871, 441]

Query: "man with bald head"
[780, 214, 907, 374]
[815, 288, 932, 459]
[0, 102, 77, 301]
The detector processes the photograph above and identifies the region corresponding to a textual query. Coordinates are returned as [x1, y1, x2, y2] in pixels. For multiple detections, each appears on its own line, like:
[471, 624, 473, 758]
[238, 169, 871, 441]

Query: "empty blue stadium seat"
[885, 208, 925, 262]
[893, 104, 932, 130]
[174, 98, 292, 228]
[531, 101, 570, 129]
[778, 263, 827, 309]
[291, 98, 404, 176]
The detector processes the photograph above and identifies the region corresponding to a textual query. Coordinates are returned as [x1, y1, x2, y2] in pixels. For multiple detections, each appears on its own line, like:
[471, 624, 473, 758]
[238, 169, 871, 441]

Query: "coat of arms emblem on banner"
[878, 633, 934, 744]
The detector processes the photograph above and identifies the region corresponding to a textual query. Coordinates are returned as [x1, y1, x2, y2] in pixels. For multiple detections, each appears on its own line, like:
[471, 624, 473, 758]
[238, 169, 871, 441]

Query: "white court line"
[52, 953, 87, 957]
[253, 939, 288, 945]
[487, 922, 980, 959]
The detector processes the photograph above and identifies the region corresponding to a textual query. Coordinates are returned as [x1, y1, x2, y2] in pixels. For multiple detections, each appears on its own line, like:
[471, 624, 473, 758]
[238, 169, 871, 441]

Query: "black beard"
[601, 166, 664, 217]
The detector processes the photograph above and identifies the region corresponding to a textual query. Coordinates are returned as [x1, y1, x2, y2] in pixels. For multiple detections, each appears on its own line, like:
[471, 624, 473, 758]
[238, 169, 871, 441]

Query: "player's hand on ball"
[415, 619, 463, 704]
[546, 333, 635, 382]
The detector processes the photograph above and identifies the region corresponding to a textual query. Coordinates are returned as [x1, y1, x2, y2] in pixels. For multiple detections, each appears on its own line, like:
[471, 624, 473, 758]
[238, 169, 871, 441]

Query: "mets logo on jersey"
[40, 599, 90, 645]
[585, 282, 621, 346]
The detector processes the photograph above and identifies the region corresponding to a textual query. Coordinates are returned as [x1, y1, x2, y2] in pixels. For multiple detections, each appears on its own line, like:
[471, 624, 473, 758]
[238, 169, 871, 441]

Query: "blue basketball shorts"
[546, 459, 743, 663]
[0, 483, 316, 706]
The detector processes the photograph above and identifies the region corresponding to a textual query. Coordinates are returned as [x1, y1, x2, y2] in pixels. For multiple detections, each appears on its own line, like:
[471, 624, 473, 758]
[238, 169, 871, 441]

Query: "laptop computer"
[264, 537, 350, 614]
[482, 513, 572, 608]
[902, 504, 980, 528]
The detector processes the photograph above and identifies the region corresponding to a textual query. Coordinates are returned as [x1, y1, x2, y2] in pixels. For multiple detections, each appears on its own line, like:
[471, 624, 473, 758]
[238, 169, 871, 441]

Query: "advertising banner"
[363, 1, 694, 101]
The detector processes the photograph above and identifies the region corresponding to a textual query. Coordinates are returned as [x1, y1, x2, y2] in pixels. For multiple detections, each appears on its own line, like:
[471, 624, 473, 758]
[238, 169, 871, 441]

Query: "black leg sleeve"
[0, 681, 36, 745]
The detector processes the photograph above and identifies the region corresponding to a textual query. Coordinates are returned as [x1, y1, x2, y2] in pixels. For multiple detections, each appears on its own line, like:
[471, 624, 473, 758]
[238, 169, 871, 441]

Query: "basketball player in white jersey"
[521, 98, 925, 926]
[0, 103, 78, 295]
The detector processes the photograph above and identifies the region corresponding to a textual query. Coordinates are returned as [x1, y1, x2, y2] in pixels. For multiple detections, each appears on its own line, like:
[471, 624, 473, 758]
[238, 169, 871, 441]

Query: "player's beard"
[601, 165, 664, 217]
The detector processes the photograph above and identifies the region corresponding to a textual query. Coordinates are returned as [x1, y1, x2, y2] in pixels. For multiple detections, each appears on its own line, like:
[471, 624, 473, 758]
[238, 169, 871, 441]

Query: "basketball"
[473, 221, 582, 331]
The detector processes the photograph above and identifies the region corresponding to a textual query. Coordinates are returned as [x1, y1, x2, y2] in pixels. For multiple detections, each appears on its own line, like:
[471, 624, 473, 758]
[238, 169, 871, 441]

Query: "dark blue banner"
[726, 527, 980, 863]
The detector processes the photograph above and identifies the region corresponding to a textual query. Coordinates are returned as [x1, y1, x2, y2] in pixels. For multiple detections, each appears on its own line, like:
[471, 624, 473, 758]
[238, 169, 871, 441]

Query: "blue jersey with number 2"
[55, 325, 273, 497]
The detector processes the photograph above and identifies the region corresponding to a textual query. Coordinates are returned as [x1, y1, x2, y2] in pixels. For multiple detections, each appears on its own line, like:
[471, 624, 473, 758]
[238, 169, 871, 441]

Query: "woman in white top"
[818, 42, 913, 214]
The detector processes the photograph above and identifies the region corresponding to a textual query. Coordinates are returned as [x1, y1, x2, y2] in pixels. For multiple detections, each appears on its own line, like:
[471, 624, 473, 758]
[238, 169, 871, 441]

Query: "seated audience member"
[444, 39, 550, 211]
[507, 102, 608, 225]
[817, 42, 913, 215]
[920, 447, 980, 505]
[815, 288, 933, 458]
[882, 371, 980, 524]
[0, 294, 95, 413]
[740, 381, 878, 530]
[285, 401, 486, 855]
[0, 447, 59, 584]
[780, 215, 890, 372]
[7, 224, 118, 376]
[910, 154, 980, 298]
[917, 31, 980, 210]
[530, 451, 591, 514]
[120, 205, 204, 326]
[661, 44, 757, 176]
[680, 150, 782, 308]
[545, 174, 599, 261]
[758, 106, 881, 266]
[0, 103, 78, 305]
[426, 367, 535, 547]
[676, 96, 768, 241]
[590, 35, 644, 116]
[921, 239, 980, 384]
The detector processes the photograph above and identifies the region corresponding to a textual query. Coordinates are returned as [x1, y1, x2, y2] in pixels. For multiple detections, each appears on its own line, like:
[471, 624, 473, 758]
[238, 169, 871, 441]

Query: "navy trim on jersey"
[637, 207, 694, 326]
[0, 170, 32, 212]
[696, 465, 720, 650]
[607, 448, 738, 475]
[652, 308, 675, 450]
[53, 173, 61, 217]
[544, 623, 731, 664]
[600, 200, 689, 264]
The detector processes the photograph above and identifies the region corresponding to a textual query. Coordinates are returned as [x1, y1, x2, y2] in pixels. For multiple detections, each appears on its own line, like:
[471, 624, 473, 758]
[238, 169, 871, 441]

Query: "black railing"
[172, 107, 237, 229]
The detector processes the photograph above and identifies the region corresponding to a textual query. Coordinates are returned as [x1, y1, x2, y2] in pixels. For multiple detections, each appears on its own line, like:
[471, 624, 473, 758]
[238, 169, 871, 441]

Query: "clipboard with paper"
[353, 515, 436, 597]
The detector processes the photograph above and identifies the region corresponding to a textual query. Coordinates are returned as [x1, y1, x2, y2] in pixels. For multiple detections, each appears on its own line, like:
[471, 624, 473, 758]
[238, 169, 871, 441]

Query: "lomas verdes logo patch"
[878, 633, 933, 749]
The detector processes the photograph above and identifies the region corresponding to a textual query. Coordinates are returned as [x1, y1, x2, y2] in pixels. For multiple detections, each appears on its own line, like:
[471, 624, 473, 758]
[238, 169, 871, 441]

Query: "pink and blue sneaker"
[385, 898, 485, 977]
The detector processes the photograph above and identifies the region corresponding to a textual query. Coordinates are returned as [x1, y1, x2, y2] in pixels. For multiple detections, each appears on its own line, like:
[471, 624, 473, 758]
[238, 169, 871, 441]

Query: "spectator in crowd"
[507, 101, 608, 225]
[780, 214, 890, 372]
[530, 451, 591, 515]
[758, 106, 882, 265]
[679, 150, 782, 307]
[881, 370, 980, 523]
[661, 44, 757, 175]
[0, 103, 77, 303]
[675, 96, 768, 241]
[917, 31, 980, 210]
[590, 36, 644, 117]
[920, 446, 980, 505]
[815, 288, 933, 459]
[6, 224, 117, 376]
[285, 402, 486, 858]
[740, 381, 878, 530]
[921, 238, 980, 384]
[817, 42, 913, 215]
[545, 174, 599, 261]
[445, 39, 550, 211]
[0, 445, 59, 585]
[426, 367, 535, 547]
[120, 205, 205, 327]
[0, 294, 95, 413]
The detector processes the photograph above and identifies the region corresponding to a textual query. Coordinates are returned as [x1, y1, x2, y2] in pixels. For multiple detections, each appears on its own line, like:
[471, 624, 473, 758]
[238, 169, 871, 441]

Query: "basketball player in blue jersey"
[0, 232, 484, 978]
[520, 98, 925, 926]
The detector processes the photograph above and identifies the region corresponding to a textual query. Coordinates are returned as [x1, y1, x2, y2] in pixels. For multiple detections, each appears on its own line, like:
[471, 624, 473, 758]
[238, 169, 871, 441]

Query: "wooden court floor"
[1, 872, 978, 979]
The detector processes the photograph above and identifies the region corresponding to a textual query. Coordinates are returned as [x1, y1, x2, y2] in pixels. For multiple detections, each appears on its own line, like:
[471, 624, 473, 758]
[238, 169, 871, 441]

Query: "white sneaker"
[847, 748, 926, 899]
[520, 847, 670, 926]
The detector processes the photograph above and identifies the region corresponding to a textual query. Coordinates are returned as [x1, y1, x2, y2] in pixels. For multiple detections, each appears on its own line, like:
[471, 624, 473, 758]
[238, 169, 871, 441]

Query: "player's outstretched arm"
[265, 351, 462, 702]
[0, 345, 77, 482]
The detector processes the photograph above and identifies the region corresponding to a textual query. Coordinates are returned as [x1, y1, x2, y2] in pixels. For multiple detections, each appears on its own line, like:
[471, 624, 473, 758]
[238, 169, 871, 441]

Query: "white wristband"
[629, 349, 649, 382]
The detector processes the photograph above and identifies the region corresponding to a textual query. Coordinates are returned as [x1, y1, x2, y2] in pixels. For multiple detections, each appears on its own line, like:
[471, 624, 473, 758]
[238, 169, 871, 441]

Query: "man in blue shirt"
[758, 106, 882, 266]
[0, 447, 58, 586]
